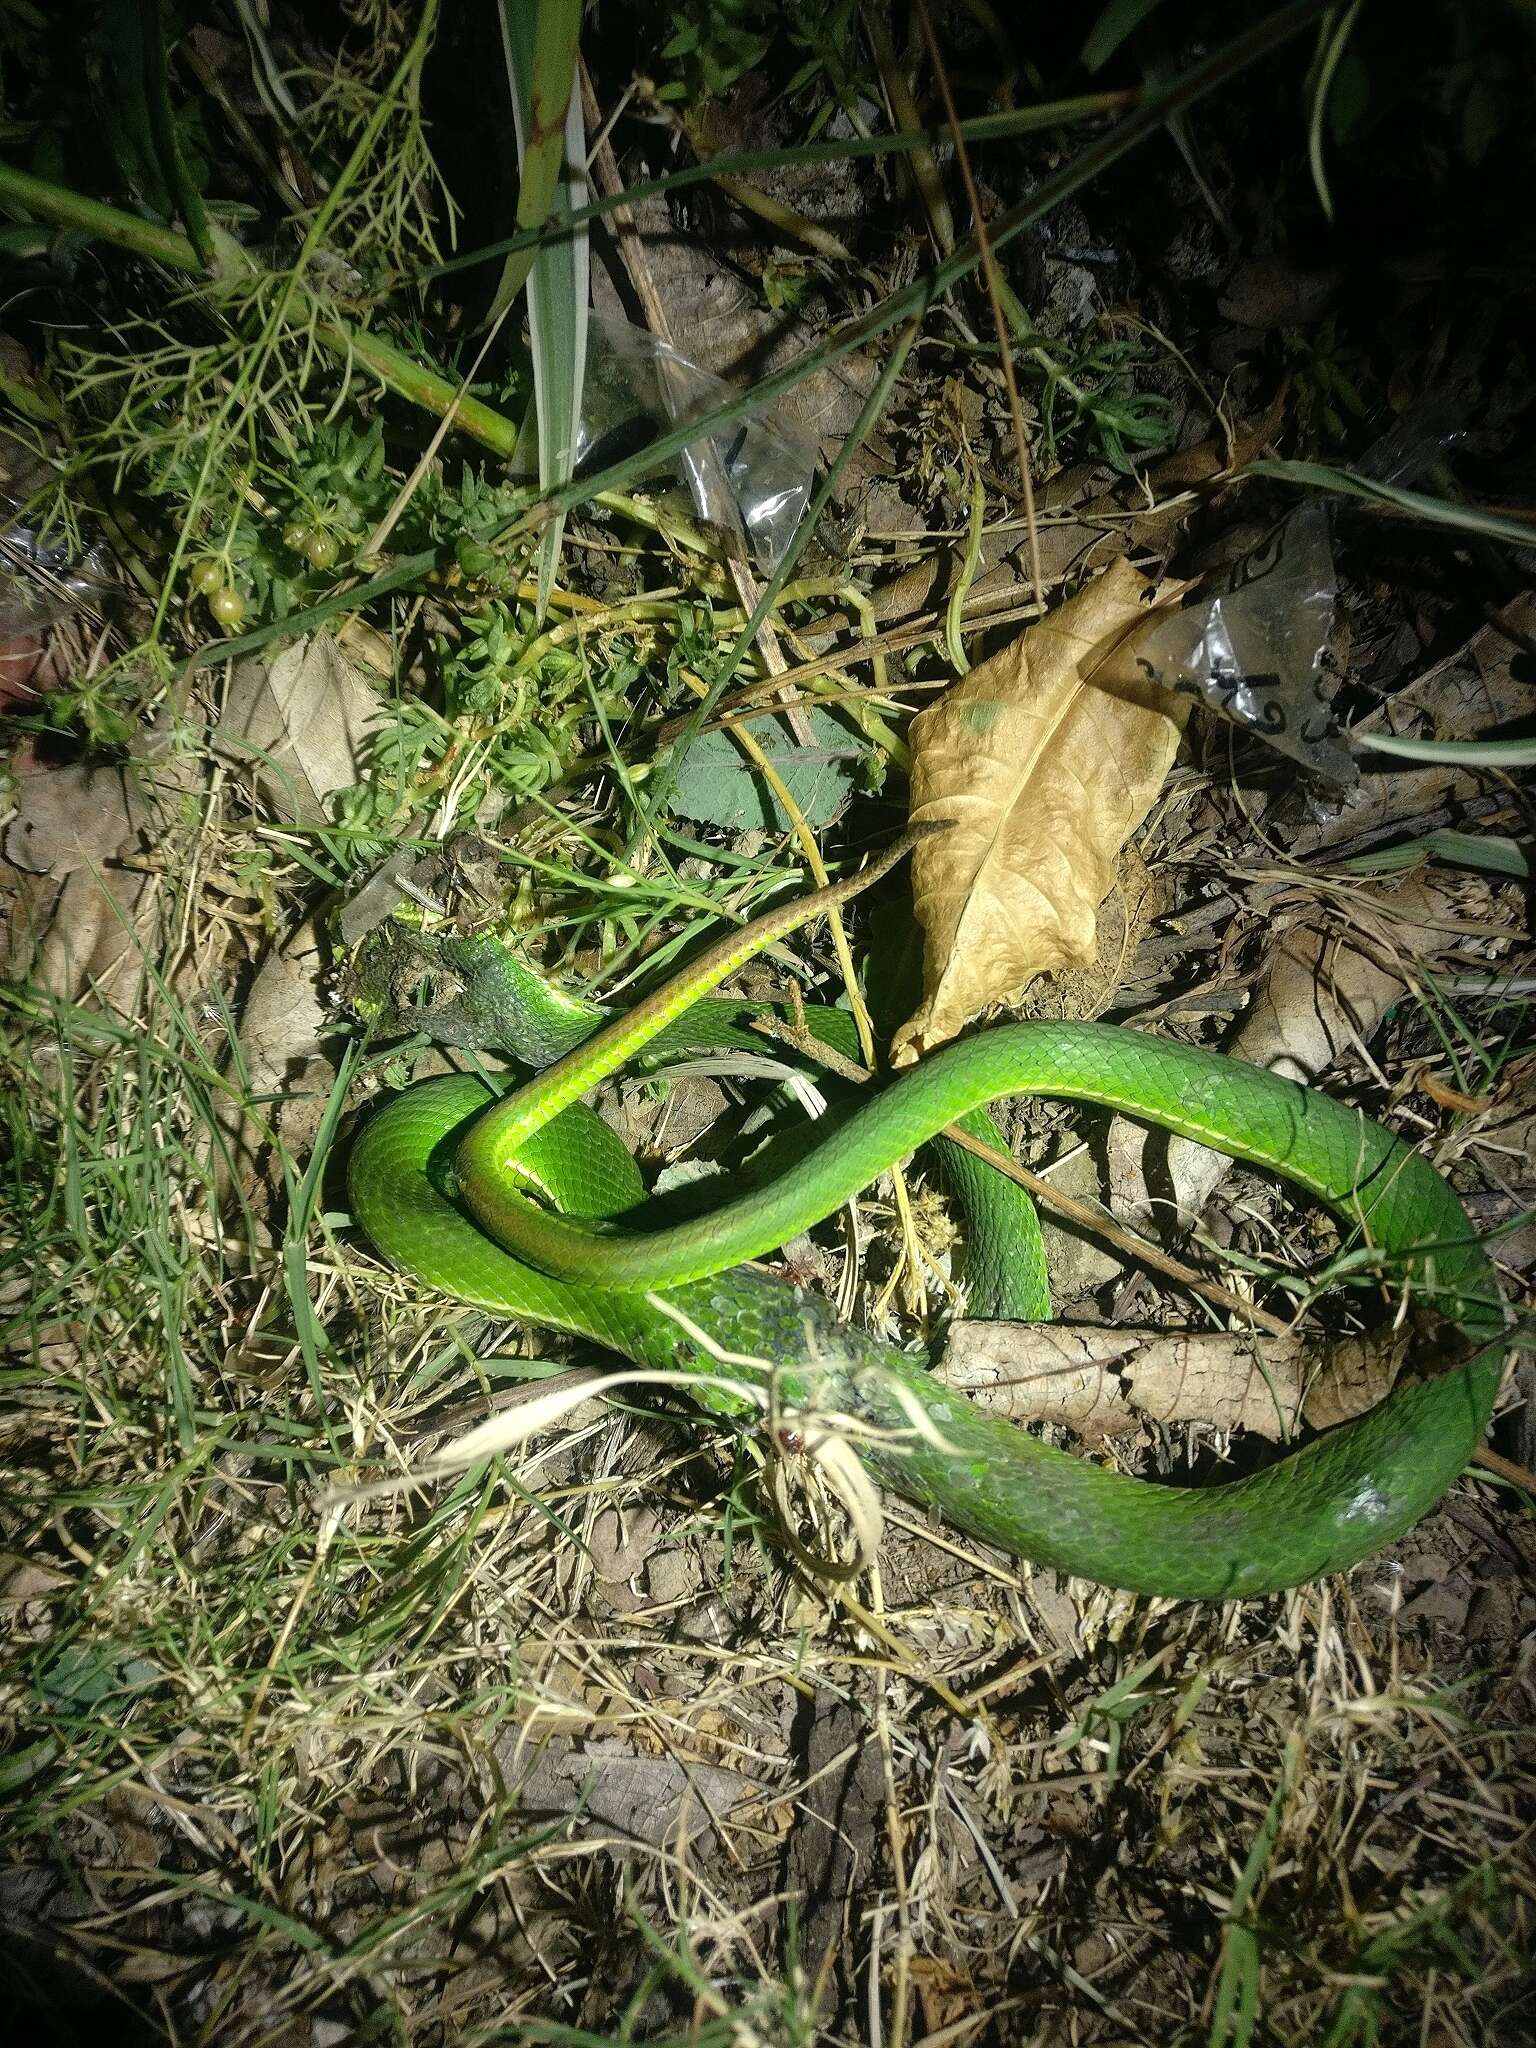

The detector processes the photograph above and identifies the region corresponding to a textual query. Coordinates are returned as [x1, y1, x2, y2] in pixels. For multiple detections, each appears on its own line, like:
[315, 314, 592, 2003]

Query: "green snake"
[348, 834, 1506, 1600]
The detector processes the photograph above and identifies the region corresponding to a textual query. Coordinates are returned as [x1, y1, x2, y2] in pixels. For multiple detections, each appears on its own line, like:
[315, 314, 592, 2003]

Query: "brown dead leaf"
[214, 917, 334, 1231]
[1055, 589, 1536, 1249]
[217, 633, 383, 823]
[1125, 1327, 1407, 1436]
[907, 1956, 989, 2042]
[1218, 254, 1341, 329]
[937, 1323, 1144, 1440]
[4, 756, 145, 874]
[504, 1733, 754, 1846]
[13, 862, 167, 1012]
[586, 1503, 663, 1586]
[939, 1321, 1409, 1441]
[1, 1553, 73, 1601]
[1300, 589, 1536, 859]
[1, 724, 198, 1017]
[1107, 874, 1459, 1234]
[1173, 873, 1452, 1113]
[892, 559, 1189, 1063]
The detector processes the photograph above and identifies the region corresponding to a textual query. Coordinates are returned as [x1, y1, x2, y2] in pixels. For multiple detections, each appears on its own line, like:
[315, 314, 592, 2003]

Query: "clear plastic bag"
[1352, 399, 1466, 487]
[1, 461, 114, 703]
[1125, 406, 1473, 784]
[0, 504, 113, 639]
[1129, 501, 1353, 783]
[518, 314, 817, 576]
[1, 428, 114, 646]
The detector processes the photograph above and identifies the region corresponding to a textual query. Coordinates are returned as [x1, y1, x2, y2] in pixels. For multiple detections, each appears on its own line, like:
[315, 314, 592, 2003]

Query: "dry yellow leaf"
[892, 557, 1189, 1064]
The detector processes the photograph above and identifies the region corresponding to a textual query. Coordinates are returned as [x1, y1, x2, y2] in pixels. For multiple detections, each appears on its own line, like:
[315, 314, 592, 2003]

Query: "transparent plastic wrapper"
[1352, 398, 1466, 487]
[1129, 501, 1353, 784]
[518, 314, 817, 575]
[0, 500, 113, 639]
[1, 470, 114, 702]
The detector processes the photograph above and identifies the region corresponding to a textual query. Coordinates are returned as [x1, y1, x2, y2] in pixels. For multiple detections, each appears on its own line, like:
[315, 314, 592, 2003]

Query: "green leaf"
[496, 0, 589, 616]
[138, 0, 213, 269]
[1209, 1734, 1301, 2048]
[0, 1737, 58, 1794]
[1336, 830, 1531, 879]
[490, 0, 583, 330]
[667, 708, 866, 832]
[1327, 51, 1370, 145]
[1305, 0, 1365, 223]
[1081, 0, 1170, 74]
[90, 0, 172, 217]
[1248, 458, 1536, 549]
[39, 1639, 160, 1708]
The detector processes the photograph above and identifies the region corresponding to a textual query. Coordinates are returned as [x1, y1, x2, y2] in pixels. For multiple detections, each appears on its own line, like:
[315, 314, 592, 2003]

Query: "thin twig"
[915, 0, 1044, 611]
[941, 1123, 1293, 1335]
[361, 298, 515, 560]
[1472, 1444, 1536, 1495]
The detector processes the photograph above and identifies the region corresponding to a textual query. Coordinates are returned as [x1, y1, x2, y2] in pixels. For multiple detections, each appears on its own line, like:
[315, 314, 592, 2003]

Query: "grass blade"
[1081, 0, 1172, 74]
[138, 0, 213, 268]
[1209, 1732, 1302, 2047]
[497, 0, 588, 615]
[147, 4, 1325, 675]
[1249, 456, 1536, 548]
[491, 0, 583, 327]
[425, 91, 1140, 285]
[1351, 730, 1536, 768]
[1304, 0, 1365, 222]
[1336, 829, 1531, 878]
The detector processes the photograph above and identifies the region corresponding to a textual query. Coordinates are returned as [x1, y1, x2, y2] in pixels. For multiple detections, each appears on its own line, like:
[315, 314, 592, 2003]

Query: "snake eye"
[776, 1425, 805, 1455]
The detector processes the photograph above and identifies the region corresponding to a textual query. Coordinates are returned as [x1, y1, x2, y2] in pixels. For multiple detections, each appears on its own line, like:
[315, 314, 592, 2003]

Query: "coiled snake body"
[349, 839, 1505, 1599]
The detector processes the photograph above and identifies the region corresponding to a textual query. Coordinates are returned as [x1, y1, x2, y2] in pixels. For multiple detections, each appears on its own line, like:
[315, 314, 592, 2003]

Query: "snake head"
[343, 924, 606, 1067]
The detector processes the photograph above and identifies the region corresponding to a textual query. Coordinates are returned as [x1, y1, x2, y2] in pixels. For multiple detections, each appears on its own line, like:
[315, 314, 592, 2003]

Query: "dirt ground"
[3, 4, 1535, 2043]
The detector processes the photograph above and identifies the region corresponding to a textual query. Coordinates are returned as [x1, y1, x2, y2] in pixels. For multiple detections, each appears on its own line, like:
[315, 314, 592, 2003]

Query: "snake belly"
[348, 1020, 1505, 1601]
